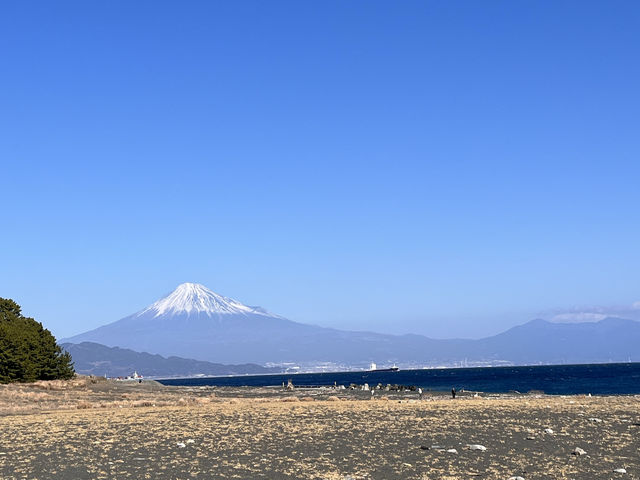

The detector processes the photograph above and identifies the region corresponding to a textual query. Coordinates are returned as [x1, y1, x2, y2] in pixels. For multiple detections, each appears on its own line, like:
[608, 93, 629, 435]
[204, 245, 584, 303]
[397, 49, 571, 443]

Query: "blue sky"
[1, 1, 639, 340]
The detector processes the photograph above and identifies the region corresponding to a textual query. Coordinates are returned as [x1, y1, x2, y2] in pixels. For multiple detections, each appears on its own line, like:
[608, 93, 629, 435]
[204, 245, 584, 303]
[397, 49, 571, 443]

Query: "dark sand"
[0, 378, 638, 479]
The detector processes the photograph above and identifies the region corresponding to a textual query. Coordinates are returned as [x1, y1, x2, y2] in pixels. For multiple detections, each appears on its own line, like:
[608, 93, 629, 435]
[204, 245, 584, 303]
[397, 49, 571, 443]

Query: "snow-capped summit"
[136, 282, 277, 318]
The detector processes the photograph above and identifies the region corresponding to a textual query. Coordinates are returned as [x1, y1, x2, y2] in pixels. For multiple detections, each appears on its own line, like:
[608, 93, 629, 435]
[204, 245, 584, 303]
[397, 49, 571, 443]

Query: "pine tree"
[0, 298, 75, 383]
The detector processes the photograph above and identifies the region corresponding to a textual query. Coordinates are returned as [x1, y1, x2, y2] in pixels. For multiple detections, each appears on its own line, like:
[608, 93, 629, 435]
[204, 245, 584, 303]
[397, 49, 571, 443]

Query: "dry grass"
[281, 396, 300, 402]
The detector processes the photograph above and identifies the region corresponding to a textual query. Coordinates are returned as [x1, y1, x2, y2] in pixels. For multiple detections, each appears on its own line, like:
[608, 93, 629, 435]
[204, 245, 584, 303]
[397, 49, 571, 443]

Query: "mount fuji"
[63, 282, 640, 366]
[64, 283, 322, 363]
[65, 282, 470, 365]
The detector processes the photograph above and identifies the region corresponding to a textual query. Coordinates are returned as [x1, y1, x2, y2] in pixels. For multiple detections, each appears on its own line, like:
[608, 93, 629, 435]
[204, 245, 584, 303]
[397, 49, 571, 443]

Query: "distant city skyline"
[2, 1, 639, 340]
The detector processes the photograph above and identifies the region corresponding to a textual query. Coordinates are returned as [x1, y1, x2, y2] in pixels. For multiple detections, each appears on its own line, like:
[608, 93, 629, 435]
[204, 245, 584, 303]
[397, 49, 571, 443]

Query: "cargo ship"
[368, 362, 399, 372]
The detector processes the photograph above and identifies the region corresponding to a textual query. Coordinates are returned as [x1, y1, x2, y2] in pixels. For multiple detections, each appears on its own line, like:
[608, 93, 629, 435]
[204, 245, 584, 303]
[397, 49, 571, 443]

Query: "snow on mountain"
[135, 282, 278, 319]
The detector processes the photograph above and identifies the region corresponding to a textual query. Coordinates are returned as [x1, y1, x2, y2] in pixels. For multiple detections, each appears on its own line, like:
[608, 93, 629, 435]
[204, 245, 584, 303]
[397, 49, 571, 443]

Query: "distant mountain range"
[62, 283, 640, 368]
[61, 342, 281, 378]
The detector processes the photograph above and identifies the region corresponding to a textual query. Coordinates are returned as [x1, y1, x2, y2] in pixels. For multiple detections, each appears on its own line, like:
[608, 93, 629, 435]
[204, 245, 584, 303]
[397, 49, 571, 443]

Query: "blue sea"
[158, 362, 640, 395]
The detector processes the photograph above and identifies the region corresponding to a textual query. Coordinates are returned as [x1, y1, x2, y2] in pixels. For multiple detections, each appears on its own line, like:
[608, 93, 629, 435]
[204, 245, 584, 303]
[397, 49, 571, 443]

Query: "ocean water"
[158, 362, 640, 395]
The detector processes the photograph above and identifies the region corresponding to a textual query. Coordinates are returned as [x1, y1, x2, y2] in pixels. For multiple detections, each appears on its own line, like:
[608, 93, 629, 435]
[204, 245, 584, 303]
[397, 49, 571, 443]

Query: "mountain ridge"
[63, 283, 640, 366]
[62, 341, 282, 377]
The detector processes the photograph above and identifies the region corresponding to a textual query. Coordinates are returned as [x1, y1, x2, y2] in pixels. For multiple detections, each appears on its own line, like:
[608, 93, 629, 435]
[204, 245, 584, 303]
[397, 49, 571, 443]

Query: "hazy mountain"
[471, 317, 640, 364]
[61, 341, 281, 378]
[63, 283, 640, 366]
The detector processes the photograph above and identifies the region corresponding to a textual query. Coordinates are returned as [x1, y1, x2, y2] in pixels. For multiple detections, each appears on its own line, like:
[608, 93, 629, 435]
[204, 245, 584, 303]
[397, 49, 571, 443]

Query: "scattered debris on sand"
[0, 378, 638, 479]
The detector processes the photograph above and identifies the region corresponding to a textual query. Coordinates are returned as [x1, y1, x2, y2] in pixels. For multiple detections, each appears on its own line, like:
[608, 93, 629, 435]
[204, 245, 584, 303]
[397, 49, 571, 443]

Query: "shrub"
[0, 298, 75, 383]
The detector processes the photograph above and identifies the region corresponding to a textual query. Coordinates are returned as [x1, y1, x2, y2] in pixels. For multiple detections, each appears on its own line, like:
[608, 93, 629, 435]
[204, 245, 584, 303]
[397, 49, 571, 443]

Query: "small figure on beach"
[418, 387, 423, 399]
[451, 387, 456, 399]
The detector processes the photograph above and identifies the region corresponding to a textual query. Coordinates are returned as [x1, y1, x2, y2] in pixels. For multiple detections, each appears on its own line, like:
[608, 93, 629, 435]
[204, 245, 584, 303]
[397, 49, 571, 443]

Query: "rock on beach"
[466, 444, 487, 451]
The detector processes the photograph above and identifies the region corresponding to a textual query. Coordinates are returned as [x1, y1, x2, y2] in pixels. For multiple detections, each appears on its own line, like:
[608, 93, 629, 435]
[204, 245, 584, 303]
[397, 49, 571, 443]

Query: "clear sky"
[1, 1, 639, 340]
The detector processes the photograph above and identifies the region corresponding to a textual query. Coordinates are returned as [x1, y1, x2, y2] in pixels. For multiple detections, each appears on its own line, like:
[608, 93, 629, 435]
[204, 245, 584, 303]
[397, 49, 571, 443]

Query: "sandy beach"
[0, 378, 638, 479]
